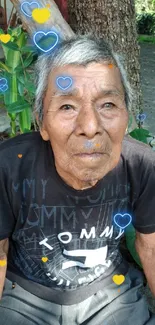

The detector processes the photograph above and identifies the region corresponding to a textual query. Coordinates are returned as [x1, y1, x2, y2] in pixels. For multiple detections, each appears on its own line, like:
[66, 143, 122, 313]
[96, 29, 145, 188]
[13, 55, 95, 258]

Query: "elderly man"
[0, 34, 155, 325]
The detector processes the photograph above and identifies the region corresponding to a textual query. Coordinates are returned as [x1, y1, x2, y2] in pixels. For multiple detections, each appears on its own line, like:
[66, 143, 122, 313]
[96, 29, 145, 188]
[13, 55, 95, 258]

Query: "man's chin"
[71, 168, 108, 184]
[71, 157, 119, 183]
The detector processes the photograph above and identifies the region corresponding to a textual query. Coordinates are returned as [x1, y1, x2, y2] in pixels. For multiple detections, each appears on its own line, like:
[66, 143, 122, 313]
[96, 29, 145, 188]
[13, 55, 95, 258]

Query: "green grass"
[138, 34, 155, 43]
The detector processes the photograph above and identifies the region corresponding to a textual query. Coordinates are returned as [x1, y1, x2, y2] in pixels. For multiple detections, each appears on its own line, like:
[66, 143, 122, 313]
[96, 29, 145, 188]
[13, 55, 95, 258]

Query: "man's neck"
[55, 163, 99, 190]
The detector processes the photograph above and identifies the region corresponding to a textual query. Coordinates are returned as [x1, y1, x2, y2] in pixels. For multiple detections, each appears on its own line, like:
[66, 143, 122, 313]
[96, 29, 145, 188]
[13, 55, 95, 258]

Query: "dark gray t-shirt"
[0, 132, 155, 292]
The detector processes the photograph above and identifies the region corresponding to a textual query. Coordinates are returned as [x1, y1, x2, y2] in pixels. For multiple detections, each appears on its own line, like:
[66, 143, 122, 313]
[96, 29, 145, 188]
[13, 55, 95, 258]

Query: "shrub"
[0, 26, 37, 137]
[136, 13, 155, 35]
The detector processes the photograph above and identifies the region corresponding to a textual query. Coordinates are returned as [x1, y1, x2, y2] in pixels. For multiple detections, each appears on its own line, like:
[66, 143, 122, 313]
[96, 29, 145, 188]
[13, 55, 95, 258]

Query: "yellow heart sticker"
[112, 274, 125, 285]
[32, 8, 51, 24]
[18, 154, 23, 158]
[0, 34, 11, 44]
[0, 259, 7, 267]
[42, 257, 48, 263]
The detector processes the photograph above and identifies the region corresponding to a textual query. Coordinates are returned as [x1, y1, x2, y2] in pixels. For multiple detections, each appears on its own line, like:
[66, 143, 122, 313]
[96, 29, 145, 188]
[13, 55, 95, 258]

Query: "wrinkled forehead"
[47, 62, 125, 98]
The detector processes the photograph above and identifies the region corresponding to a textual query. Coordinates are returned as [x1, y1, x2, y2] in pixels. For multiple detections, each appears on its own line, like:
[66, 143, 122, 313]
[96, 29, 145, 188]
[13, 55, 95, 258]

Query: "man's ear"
[40, 127, 50, 141]
[35, 113, 49, 141]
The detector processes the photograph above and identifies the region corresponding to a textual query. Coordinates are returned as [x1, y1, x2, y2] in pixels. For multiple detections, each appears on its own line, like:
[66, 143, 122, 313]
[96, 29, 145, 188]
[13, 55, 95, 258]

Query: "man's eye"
[102, 102, 115, 109]
[60, 104, 73, 111]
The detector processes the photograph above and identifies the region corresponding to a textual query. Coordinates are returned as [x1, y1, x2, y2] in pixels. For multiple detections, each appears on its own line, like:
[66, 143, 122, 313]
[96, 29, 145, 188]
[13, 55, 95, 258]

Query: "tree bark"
[68, 0, 141, 128]
[10, 0, 139, 130]
[10, 0, 74, 39]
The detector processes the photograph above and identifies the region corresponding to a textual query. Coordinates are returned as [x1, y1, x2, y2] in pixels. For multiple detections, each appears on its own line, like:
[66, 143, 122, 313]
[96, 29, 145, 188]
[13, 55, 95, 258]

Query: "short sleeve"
[0, 166, 16, 240]
[132, 151, 155, 234]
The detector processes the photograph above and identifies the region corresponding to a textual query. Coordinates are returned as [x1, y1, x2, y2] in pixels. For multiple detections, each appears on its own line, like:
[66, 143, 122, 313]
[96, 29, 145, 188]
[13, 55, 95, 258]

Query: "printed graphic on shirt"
[9, 178, 132, 290]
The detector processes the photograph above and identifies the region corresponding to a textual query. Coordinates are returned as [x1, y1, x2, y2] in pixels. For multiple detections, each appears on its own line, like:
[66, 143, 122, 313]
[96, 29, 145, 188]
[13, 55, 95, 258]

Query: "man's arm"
[135, 231, 155, 297]
[0, 238, 9, 300]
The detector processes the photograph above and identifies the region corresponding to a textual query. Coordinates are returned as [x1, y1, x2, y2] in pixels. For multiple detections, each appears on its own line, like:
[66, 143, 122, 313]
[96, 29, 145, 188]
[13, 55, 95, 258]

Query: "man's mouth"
[74, 152, 104, 159]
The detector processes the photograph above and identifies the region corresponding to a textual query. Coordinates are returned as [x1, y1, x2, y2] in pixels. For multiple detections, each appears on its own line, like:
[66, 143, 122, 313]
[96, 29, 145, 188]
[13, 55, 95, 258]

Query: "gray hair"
[34, 34, 134, 127]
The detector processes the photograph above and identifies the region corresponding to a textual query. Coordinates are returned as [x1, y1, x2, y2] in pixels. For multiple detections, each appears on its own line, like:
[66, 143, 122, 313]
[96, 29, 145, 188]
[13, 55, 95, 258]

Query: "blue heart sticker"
[0, 78, 7, 87]
[21, 1, 40, 17]
[136, 113, 146, 122]
[0, 78, 8, 93]
[56, 76, 73, 90]
[33, 31, 59, 53]
[113, 213, 132, 229]
[0, 84, 8, 92]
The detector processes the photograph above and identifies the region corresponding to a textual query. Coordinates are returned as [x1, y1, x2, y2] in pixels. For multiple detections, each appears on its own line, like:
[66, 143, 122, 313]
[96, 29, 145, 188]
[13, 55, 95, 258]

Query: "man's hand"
[135, 231, 155, 297]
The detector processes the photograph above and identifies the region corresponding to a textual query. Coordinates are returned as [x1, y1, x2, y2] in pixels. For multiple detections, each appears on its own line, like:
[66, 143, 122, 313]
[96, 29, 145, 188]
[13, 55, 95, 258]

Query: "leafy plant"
[129, 128, 151, 144]
[136, 13, 155, 35]
[0, 26, 37, 137]
[127, 112, 153, 145]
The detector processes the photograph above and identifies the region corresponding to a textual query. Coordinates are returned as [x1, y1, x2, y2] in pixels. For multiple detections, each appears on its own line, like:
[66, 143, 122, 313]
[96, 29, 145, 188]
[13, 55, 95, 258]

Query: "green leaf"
[7, 112, 17, 122]
[3, 72, 21, 106]
[21, 45, 36, 53]
[18, 106, 32, 132]
[14, 66, 24, 73]
[16, 30, 27, 49]
[17, 74, 25, 84]
[7, 99, 31, 114]
[25, 82, 36, 94]
[0, 62, 11, 73]
[1, 45, 21, 70]
[18, 82, 25, 96]
[17, 73, 30, 85]
[7, 51, 21, 71]
[0, 28, 4, 35]
[23, 53, 35, 68]
[0, 43, 9, 61]
[1, 42, 19, 52]
[7, 27, 13, 36]
[129, 128, 151, 144]
[11, 26, 22, 38]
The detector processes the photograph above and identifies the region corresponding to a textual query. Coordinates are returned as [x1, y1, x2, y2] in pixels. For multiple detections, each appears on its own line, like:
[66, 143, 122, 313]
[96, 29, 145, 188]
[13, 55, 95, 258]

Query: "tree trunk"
[55, 0, 69, 21]
[10, 0, 74, 39]
[68, 0, 141, 129]
[10, 0, 139, 131]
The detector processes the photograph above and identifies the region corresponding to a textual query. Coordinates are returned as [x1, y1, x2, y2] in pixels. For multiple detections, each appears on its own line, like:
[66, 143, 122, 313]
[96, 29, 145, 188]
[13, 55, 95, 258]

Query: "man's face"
[40, 62, 129, 190]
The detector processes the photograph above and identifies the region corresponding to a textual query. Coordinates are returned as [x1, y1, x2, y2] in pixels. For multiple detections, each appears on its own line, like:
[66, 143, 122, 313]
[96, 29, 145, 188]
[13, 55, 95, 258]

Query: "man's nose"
[75, 103, 102, 138]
